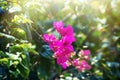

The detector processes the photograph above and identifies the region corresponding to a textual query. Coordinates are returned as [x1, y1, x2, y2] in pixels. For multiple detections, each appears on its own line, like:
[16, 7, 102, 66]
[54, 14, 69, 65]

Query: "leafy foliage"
[0, 0, 120, 80]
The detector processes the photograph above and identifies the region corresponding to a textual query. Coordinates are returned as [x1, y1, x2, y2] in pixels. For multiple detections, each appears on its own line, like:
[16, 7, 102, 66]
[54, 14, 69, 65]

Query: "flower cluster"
[72, 50, 91, 71]
[43, 21, 91, 71]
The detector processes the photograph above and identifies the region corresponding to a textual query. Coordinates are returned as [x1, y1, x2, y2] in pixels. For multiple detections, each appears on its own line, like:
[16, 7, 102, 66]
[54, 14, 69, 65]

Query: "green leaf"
[63, 73, 72, 77]
[0, 51, 8, 57]
[9, 5, 22, 13]
[29, 49, 39, 55]
[6, 52, 21, 60]
[10, 45, 23, 53]
[18, 63, 30, 79]
[0, 32, 16, 41]
[0, 58, 8, 64]
[11, 28, 26, 40]
[9, 69, 20, 78]
[41, 45, 53, 59]
[37, 66, 47, 80]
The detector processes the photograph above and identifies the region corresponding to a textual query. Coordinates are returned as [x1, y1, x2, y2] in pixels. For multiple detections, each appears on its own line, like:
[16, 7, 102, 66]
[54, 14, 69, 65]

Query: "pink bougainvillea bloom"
[45, 21, 76, 69]
[79, 50, 91, 60]
[49, 40, 62, 52]
[57, 56, 68, 64]
[55, 46, 73, 58]
[53, 21, 76, 41]
[61, 36, 75, 45]
[64, 44, 74, 52]
[53, 21, 64, 29]
[70, 51, 76, 58]
[53, 21, 65, 35]
[61, 25, 76, 41]
[54, 49, 65, 57]
[78, 60, 91, 71]
[43, 34, 57, 43]
[72, 59, 79, 66]
[43, 21, 92, 71]
[61, 61, 70, 69]
[64, 25, 74, 36]
[52, 38, 74, 58]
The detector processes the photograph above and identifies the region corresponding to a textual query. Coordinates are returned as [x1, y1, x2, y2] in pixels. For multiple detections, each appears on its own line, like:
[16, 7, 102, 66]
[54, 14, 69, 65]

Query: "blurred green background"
[0, 0, 120, 80]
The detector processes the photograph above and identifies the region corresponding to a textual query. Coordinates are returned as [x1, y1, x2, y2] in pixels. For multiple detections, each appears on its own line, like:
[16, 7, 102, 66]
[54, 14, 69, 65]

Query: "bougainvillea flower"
[64, 44, 74, 52]
[43, 34, 57, 43]
[61, 62, 68, 69]
[78, 60, 91, 71]
[61, 61, 71, 69]
[72, 59, 79, 66]
[61, 36, 75, 45]
[49, 40, 62, 51]
[43, 21, 91, 71]
[54, 47, 72, 58]
[64, 25, 74, 36]
[53, 21, 65, 35]
[57, 56, 68, 64]
[79, 50, 91, 60]
[53, 21, 64, 29]
[53, 21, 76, 41]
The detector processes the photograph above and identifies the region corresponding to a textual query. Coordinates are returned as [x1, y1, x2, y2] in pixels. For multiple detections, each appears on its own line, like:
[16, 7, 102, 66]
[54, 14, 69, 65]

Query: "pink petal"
[53, 21, 65, 35]
[61, 61, 69, 69]
[43, 34, 57, 43]
[79, 60, 91, 71]
[80, 50, 90, 60]
[72, 59, 79, 66]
